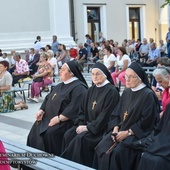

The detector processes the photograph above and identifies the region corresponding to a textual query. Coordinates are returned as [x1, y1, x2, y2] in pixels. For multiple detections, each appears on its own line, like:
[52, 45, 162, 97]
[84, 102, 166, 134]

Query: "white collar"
[131, 83, 146, 91]
[63, 77, 78, 84]
[96, 79, 110, 87]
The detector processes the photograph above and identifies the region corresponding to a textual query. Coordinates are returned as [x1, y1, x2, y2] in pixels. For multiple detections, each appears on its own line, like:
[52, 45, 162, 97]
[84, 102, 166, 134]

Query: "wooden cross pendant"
[123, 111, 128, 121]
[92, 100, 97, 110]
[52, 93, 57, 100]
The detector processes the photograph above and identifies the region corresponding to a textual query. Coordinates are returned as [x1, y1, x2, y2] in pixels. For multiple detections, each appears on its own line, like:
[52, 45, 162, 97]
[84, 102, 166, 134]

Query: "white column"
[48, 0, 76, 47]
[0, 0, 75, 53]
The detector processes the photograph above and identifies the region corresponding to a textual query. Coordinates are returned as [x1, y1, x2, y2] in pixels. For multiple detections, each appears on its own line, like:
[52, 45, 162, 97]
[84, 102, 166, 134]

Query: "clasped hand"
[49, 116, 58, 126]
[36, 110, 44, 121]
[76, 125, 88, 134]
[111, 130, 128, 142]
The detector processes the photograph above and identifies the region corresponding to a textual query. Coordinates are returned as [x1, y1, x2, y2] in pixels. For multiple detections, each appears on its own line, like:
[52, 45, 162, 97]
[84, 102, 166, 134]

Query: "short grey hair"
[14, 52, 21, 59]
[153, 66, 170, 81]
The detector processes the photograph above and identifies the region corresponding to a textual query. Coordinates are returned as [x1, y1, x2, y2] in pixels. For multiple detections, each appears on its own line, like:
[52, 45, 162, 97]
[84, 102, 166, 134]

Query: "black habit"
[94, 87, 160, 170]
[137, 103, 170, 170]
[61, 83, 120, 167]
[27, 80, 87, 156]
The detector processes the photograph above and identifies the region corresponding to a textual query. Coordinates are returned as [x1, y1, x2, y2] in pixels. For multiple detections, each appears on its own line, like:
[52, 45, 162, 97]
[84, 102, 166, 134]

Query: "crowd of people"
[0, 33, 170, 170]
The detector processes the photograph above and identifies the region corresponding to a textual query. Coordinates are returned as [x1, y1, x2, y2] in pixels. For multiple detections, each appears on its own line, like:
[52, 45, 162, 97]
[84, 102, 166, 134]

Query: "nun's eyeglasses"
[125, 74, 138, 80]
[91, 73, 103, 77]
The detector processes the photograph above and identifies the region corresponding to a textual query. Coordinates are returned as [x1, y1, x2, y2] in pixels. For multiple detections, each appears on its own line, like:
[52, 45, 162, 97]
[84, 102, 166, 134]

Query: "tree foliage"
[161, 0, 170, 8]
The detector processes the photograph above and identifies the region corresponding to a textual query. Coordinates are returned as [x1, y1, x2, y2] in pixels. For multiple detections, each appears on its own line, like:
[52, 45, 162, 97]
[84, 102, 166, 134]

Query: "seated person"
[57, 44, 70, 68]
[111, 47, 131, 86]
[61, 62, 120, 167]
[90, 42, 99, 63]
[12, 52, 29, 86]
[94, 62, 160, 170]
[144, 43, 161, 67]
[153, 67, 170, 118]
[0, 61, 27, 113]
[2, 53, 9, 63]
[138, 38, 149, 65]
[137, 67, 170, 169]
[69, 45, 77, 59]
[9, 50, 16, 74]
[27, 60, 88, 156]
[29, 52, 53, 103]
[152, 57, 170, 108]
[103, 46, 116, 73]
[28, 48, 40, 75]
[75, 43, 88, 72]
[159, 39, 167, 57]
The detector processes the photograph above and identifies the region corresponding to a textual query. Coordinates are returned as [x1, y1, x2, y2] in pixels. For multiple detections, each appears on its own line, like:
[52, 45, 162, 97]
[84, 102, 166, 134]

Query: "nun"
[137, 67, 170, 170]
[61, 62, 120, 167]
[27, 60, 88, 156]
[94, 62, 160, 170]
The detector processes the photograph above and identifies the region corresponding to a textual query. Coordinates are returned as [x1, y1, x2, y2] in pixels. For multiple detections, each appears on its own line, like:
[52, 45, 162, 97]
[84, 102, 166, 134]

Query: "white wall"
[0, 0, 75, 53]
[74, 0, 162, 45]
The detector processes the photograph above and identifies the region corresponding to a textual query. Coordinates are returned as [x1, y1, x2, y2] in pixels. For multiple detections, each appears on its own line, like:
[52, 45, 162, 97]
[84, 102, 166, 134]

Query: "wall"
[0, 0, 75, 54]
[74, 0, 166, 45]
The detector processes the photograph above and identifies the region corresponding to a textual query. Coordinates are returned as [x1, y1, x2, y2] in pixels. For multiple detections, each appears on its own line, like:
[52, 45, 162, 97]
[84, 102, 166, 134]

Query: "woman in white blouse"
[103, 46, 116, 73]
[111, 47, 131, 86]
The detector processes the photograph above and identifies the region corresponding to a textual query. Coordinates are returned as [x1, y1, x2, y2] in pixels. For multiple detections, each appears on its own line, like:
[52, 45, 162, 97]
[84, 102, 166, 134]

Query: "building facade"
[73, 0, 169, 45]
[0, 0, 75, 53]
[0, 0, 169, 53]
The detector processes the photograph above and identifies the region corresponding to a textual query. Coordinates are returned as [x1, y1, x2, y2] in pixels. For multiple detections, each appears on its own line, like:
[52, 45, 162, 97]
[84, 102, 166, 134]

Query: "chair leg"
[18, 82, 21, 88]
[23, 90, 26, 103]
[118, 81, 121, 92]
[28, 84, 31, 98]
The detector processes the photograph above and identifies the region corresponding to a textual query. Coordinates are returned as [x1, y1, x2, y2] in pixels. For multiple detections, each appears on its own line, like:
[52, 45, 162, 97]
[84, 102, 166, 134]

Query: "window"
[129, 8, 141, 40]
[87, 7, 101, 42]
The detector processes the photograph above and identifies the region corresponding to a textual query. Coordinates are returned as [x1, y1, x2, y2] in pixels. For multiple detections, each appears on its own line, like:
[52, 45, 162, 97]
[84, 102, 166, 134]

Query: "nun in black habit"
[125, 66, 170, 170]
[27, 60, 88, 156]
[61, 62, 120, 167]
[94, 62, 160, 170]
[137, 106, 170, 169]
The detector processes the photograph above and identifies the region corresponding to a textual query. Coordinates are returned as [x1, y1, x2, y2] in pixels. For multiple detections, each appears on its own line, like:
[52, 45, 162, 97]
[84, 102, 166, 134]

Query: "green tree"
[161, 0, 170, 8]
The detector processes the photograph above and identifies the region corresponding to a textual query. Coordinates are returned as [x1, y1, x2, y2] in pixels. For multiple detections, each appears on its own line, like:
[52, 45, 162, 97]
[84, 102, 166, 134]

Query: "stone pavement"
[0, 74, 93, 145]
[0, 74, 123, 169]
[0, 91, 46, 145]
[0, 75, 123, 146]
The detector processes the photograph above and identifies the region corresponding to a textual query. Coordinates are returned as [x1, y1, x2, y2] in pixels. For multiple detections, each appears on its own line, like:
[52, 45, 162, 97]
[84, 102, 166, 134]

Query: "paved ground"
[0, 74, 93, 145]
[0, 73, 123, 145]
[0, 91, 46, 145]
[0, 74, 123, 170]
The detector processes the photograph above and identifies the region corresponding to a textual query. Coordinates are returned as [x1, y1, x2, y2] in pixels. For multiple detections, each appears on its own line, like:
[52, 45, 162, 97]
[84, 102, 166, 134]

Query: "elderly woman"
[153, 67, 170, 115]
[94, 62, 160, 170]
[152, 58, 170, 110]
[47, 50, 59, 76]
[61, 62, 120, 167]
[0, 61, 27, 112]
[29, 52, 53, 103]
[137, 67, 170, 170]
[111, 47, 131, 86]
[27, 60, 88, 156]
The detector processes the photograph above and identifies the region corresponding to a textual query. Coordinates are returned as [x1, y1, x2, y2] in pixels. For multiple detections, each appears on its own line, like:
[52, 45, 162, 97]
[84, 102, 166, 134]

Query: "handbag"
[33, 77, 43, 82]
[122, 135, 154, 151]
